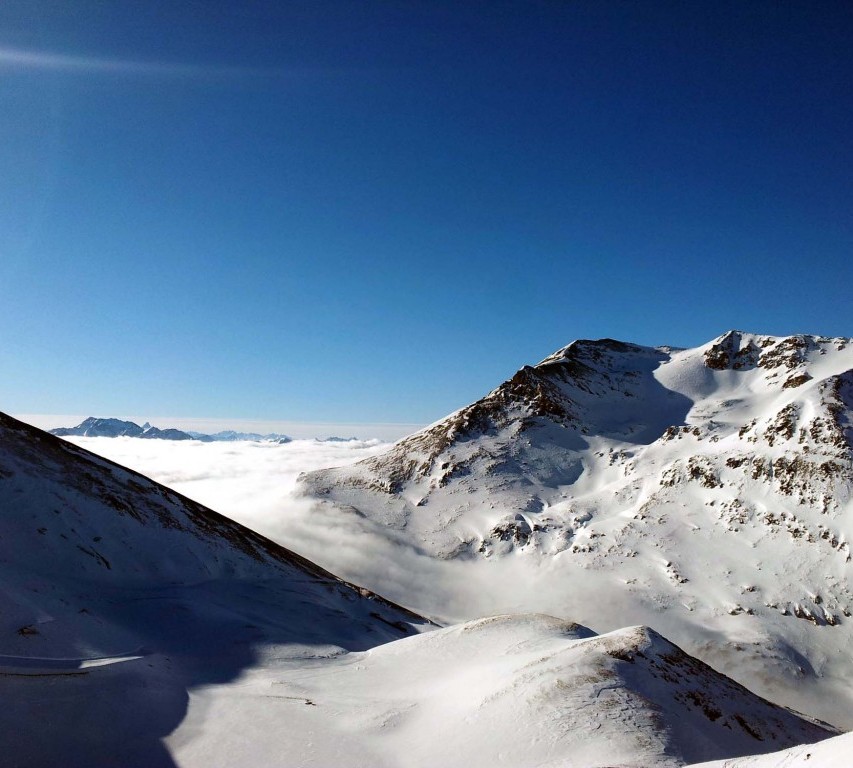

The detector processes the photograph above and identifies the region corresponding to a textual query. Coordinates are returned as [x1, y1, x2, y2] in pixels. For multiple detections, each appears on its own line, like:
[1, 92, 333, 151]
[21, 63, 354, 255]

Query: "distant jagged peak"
[50, 418, 292, 443]
[51, 416, 145, 438]
[50, 416, 193, 440]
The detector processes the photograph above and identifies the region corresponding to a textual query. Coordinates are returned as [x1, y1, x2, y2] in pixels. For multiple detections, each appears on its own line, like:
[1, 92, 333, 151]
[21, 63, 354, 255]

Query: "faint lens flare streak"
[0, 44, 288, 79]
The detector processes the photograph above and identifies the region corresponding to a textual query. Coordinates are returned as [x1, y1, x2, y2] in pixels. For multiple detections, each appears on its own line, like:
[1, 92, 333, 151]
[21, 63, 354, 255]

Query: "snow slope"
[0, 412, 427, 767]
[2, 410, 840, 766]
[164, 615, 833, 768]
[298, 332, 853, 727]
[690, 731, 853, 767]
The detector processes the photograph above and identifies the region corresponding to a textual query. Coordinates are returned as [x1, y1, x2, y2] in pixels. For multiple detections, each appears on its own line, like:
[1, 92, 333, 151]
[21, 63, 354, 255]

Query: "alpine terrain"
[1, 404, 838, 766]
[0, 413, 425, 766]
[299, 331, 853, 728]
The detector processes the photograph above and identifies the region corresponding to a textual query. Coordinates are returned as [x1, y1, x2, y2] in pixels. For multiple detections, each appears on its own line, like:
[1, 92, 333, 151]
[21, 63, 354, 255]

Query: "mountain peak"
[298, 330, 853, 727]
[536, 336, 661, 368]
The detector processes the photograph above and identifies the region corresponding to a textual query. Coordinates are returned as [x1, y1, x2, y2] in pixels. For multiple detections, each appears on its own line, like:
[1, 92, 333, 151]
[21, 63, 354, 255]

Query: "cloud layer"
[65, 435, 388, 535]
[60, 436, 522, 623]
[62, 436, 631, 628]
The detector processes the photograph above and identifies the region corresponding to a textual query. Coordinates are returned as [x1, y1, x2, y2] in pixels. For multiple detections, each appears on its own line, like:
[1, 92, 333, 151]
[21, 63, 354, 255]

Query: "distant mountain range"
[50, 417, 293, 443]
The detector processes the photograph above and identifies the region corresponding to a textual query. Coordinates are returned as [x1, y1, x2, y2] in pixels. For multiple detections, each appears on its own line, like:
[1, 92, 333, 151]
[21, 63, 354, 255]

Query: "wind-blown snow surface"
[691, 731, 853, 767]
[0, 413, 426, 767]
[164, 616, 833, 768]
[299, 332, 853, 728]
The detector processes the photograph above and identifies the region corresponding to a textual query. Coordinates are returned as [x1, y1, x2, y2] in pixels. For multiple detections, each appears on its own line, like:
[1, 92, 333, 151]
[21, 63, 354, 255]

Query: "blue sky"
[1, 1, 852, 427]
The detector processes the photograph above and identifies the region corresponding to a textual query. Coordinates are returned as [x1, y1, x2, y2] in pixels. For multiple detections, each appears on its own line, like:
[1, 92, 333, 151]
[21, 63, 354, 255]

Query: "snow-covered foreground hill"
[0, 413, 427, 767]
[299, 332, 853, 728]
[2, 410, 839, 766]
[165, 615, 833, 768]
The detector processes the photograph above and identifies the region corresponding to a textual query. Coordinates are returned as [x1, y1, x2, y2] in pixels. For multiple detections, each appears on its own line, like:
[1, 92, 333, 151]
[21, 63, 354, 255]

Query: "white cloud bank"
[58, 434, 689, 631]
[58, 435, 525, 624]
[63, 435, 390, 539]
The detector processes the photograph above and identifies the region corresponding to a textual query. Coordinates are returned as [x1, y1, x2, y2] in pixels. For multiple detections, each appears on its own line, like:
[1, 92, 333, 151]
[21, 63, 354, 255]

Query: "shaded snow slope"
[0, 412, 427, 767]
[298, 331, 853, 727]
[164, 614, 834, 768]
[689, 731, 853, 767]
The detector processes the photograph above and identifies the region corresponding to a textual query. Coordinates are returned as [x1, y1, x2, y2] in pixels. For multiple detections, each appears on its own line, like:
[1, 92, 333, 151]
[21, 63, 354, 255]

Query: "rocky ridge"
[298, 331, 853, 727]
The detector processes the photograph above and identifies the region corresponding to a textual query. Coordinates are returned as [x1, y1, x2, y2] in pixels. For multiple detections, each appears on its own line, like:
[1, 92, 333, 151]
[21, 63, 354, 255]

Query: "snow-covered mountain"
[51, 416, 154, 438]
[51, 416, 196, 440]
[298, 331, 853, 727]
[0, 409, 841, 766]
[0, 412, 425, 766]
[186, 429, 293, 443]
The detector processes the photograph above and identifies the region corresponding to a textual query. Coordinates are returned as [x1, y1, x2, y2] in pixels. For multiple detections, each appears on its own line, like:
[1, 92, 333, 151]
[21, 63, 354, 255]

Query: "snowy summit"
[299, 331, 853, 728]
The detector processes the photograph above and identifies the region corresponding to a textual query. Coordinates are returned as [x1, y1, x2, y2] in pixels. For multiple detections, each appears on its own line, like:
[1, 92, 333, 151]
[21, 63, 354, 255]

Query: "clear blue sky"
[1, 1, 852, 425]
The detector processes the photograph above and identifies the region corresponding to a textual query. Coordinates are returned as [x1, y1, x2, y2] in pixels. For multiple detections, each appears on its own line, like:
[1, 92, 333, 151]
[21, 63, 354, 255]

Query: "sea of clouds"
[60, 435, 649, 629]
[64, 435, 389, 537]
[59, 435, 539, 623]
